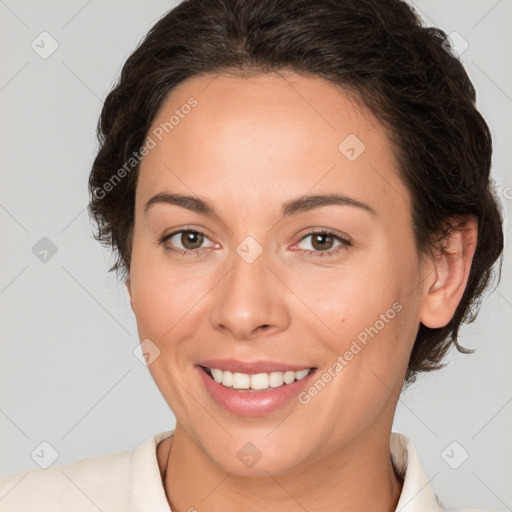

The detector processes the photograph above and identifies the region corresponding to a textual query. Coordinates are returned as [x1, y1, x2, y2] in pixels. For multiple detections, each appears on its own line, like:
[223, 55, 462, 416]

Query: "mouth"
[198, 365, 316, 392]
[194, 357, 319, 416]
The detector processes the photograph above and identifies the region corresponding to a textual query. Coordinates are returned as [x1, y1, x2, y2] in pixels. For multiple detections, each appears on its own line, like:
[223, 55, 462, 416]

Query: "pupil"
[182, 231, 203, 249]
[312, 234, 333, 251]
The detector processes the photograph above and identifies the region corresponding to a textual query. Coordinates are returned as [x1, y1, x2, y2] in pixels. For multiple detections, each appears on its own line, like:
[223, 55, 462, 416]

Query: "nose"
[209, 246, 291, 341]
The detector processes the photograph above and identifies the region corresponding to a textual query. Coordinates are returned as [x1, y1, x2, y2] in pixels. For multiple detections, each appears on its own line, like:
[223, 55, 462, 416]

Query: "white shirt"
[0, 431, 495, 511]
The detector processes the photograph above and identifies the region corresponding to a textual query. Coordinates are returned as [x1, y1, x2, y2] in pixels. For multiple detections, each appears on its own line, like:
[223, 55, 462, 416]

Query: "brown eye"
[160, 228, 217, 255]
[310, 233, 335, 251]
[294, 230, 351, 257]
[180, 230, 204, 250]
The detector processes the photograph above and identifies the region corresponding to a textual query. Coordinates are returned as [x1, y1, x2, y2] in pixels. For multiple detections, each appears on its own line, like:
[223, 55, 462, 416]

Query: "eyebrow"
[144, 192, 376, 217]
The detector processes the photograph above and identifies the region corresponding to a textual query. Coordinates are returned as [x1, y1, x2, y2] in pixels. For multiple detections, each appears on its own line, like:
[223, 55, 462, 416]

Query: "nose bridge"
[209, 237, 289, 339]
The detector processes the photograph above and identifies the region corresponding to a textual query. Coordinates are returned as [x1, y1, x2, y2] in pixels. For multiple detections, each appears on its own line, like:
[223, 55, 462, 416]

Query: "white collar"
[128, 430, 446, 512]
[391, 433, 446, 511]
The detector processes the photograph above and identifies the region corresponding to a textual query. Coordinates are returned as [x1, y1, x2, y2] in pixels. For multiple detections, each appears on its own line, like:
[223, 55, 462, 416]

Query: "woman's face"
[127, 71, 430, 475]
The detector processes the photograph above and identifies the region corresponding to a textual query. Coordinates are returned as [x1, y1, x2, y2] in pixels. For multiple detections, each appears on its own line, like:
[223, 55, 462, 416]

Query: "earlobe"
[420, 216, 478, 329]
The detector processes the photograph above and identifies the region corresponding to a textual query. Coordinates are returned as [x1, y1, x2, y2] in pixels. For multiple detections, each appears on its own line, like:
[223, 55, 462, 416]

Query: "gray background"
[0, 0, 511, 510]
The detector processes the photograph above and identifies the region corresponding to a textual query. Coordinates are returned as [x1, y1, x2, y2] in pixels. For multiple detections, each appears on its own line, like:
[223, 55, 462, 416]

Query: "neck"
[159, 423, 403, 512]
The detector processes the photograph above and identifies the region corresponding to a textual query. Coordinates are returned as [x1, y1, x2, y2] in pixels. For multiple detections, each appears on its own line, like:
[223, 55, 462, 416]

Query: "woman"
[0, 0, 504, 510]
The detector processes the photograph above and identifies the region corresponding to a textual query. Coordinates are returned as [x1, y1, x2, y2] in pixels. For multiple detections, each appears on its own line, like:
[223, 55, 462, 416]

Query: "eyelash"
[297, 229, 352, 258]
[158, 228, 351, 258]
[158, 228, 213, 258]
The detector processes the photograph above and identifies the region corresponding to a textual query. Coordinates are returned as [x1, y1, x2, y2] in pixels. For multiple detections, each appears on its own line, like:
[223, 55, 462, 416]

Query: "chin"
[193, 427, 310, 478]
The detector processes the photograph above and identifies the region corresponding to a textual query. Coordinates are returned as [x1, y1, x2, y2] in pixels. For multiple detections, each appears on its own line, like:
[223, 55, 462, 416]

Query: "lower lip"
[196, 366, 317, 417]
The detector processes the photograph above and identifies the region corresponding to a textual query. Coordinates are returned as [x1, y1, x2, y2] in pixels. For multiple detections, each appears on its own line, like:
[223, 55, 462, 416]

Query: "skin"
[126, 71, 478, 512]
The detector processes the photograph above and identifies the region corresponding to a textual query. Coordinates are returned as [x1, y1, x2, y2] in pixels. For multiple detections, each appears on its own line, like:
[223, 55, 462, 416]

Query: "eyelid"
[159, 226, 218, 249]
[288, 228, 351, 255]
[298, 227, 351, 242]
[292, 227, 351, 247]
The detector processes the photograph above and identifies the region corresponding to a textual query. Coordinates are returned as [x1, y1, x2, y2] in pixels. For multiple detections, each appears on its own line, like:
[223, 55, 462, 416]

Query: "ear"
[420, 215, 478, 329]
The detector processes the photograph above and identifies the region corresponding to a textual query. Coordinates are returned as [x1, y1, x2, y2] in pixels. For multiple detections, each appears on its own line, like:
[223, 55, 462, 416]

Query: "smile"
[201, 366, 313, 391]
[196, 364, 318, 416]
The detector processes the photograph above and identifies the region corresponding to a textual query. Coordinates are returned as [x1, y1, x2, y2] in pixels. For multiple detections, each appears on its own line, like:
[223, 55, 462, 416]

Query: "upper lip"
[197, 359, 316, 374]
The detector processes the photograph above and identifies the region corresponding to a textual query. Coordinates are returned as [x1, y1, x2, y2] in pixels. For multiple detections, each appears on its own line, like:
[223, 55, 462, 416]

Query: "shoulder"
[0, 448, 132, 511]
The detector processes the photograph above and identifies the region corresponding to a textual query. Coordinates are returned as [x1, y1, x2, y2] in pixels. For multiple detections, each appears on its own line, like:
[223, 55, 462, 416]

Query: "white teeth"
[295, 369, 310, 381]
[283, 371, 296, 384]
[250, 373, 269, 390]
[232, 372, 250, 389]
[206, 367, 313, 390]
[269, 371, 284, 387]
[221, 370, 232, 387]
[211, 368, 223, 383]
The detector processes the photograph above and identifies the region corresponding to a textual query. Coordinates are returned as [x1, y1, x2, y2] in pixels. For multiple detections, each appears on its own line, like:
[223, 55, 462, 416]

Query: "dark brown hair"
[88, 0, 504, 384]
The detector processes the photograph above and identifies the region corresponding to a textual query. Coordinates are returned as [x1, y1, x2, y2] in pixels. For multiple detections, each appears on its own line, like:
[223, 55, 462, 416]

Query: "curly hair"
[88, 0, 504, 384]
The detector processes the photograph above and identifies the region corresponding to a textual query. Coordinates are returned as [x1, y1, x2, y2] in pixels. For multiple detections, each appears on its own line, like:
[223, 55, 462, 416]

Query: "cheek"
[286, 258, 404, 343]
[298, 245, 421, 378]
[129, 236, 191, 339]
[130, 267, 204, 340]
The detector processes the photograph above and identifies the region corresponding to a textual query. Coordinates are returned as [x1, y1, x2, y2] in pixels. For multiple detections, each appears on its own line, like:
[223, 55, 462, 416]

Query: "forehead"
[137, 71, 409, 216]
